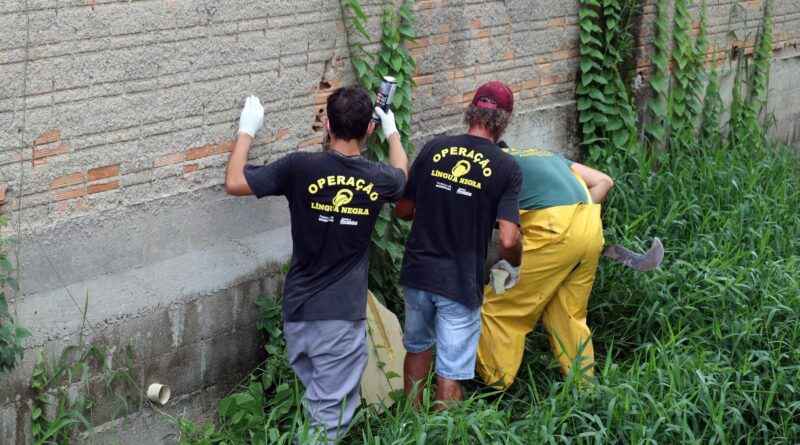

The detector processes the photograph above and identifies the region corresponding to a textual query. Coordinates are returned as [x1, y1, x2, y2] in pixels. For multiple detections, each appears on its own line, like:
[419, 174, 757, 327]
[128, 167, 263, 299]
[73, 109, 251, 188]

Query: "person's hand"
[491, 259, 521, 290]
[238, 95, 264, 137]
[374, 107, 398, 139]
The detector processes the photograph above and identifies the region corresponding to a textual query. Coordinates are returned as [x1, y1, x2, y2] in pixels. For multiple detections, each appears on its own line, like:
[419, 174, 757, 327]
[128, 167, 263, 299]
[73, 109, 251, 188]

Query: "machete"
[601, 238, 664, 272]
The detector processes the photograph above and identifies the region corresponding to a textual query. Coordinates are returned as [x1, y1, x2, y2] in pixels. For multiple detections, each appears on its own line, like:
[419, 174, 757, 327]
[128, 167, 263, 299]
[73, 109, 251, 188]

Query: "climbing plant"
[0, 216, 29, 382]
[727, 1, 773, 150]
[576, 0, 640, 160]
[340, 0, 417, 310]
[644, 0, 669, 144]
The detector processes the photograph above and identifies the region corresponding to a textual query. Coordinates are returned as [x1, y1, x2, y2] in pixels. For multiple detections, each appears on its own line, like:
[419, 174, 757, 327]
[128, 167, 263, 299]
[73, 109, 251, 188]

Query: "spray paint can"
[372, 76, 398, 122]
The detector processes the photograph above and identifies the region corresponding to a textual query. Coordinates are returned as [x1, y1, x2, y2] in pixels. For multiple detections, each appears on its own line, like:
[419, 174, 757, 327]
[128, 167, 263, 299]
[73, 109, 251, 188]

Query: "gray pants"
[284, 319, 367, 444]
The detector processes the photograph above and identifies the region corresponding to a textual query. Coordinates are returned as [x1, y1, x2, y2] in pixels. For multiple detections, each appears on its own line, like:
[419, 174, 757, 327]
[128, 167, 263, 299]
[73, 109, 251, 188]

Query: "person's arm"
[570, 162, 614, 204]
[497, 219, 522, 267]
[395, 197, 415, 220]
[224, 96, 264, 196]
[374, 107, 408, 179]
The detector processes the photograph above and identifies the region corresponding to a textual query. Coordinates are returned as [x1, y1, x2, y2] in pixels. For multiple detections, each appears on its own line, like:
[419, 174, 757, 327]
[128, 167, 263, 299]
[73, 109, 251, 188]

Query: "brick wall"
[1, 1, 798, 442]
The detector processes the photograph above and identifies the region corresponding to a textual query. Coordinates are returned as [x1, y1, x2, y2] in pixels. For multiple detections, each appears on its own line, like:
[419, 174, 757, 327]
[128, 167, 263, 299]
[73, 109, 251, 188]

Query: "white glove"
[238, 95, 264, 137]
[491, 259, 521, 291]
[374, 107, 398, 139]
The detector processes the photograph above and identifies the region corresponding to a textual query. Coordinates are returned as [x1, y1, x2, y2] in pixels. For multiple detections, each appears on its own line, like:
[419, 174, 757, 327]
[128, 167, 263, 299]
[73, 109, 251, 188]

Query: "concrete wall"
[1, 0, 798, 443]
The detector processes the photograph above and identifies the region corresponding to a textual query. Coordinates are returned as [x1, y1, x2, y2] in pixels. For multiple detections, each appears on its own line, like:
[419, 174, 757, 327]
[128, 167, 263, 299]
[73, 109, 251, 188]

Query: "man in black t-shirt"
[224, 87, 407, 442]
[395, 81, 523, 408]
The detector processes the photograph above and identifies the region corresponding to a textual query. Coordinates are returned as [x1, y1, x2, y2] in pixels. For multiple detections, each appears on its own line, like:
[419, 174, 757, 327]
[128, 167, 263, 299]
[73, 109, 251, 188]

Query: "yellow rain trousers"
[476, 174, 604, 389]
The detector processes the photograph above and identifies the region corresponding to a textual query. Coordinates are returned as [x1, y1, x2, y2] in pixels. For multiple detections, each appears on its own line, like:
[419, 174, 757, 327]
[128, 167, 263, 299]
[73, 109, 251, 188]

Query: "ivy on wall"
[339, 0, 417, 310]
[577, 0, 640, 159]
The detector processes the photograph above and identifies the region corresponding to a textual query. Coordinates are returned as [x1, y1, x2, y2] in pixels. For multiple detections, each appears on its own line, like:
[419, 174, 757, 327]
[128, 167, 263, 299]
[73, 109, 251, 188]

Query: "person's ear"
[367, 120, 375, 137]
[324, 117, 331, 132]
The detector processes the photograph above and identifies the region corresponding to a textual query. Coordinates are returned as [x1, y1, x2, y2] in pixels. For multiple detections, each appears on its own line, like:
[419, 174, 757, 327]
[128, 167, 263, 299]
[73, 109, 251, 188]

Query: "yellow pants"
[476, 200, 604, 389]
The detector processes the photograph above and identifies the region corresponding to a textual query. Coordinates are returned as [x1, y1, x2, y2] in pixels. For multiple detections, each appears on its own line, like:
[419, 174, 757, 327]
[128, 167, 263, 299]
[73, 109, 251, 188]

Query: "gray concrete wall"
[1, 0, 799, 443]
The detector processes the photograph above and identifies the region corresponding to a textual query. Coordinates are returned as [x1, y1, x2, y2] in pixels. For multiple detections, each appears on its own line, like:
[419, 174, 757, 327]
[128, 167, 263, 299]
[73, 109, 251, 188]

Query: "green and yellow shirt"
[502, 147, 589, 210]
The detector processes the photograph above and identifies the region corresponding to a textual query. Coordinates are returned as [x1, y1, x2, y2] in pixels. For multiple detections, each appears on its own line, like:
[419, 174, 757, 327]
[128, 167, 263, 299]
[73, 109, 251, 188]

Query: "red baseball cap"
[472, 81, 514, 112]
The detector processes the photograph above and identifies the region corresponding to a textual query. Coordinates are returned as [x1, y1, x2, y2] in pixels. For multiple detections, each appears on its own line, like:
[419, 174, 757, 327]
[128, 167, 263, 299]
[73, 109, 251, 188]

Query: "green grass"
[174, 141, 800, 444]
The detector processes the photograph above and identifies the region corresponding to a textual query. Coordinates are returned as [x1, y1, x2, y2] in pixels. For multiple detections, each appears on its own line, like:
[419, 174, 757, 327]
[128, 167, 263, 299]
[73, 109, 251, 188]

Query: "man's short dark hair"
[327, 86, 373, 141]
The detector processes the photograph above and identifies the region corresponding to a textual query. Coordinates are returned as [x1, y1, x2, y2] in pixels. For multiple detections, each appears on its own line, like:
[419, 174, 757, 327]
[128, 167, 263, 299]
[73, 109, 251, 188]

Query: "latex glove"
[491, 259, 521, 291]
[238, 95, 264, 137]
[374, 107, 398, 139]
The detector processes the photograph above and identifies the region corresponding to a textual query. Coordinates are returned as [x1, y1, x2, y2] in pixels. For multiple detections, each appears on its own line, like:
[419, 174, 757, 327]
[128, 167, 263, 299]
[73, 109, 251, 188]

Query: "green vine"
[728, 1, 772, 150]
[341, 0, 417, 310]
[577, 0, 639, 160]
[668, 0, 698, 146]
[644, 0, 669, 144]
[0, 216, 29, 382]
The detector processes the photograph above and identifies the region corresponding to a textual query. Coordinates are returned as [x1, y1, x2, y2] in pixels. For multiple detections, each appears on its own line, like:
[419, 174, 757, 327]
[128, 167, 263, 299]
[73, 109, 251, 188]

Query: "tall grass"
[174, 139, 800, 444]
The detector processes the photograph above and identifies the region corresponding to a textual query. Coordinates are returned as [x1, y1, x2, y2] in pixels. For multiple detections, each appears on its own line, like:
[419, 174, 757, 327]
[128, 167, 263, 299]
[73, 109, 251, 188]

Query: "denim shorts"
[402, 286, 482, 380]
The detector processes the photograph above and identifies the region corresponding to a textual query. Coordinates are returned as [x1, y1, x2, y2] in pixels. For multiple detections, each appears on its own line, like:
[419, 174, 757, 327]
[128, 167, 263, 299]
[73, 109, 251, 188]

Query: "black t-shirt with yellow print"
[400, 134, 522, 309]
[244, 151, 405, 321]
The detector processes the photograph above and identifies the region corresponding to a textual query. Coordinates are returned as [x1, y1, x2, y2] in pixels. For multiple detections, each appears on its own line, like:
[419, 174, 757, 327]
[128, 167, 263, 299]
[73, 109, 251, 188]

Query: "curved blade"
[602, 238, 664, 272]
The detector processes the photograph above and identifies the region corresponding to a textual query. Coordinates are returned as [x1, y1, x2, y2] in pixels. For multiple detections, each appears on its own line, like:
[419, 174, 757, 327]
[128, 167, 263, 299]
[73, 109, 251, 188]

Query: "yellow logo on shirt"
[503, 147, 552, 157]
[307, 175, 379, 201]
[332, 189, 354, 206]
[451, 160, 471, 179]
[432, 146, 493, 177]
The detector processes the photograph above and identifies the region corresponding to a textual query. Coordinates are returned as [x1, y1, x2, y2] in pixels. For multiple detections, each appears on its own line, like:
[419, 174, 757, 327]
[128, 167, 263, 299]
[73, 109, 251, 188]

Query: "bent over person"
[224, 87, 407, 442]
[476, 144, 613, 389]
[395, 81, 523, 408]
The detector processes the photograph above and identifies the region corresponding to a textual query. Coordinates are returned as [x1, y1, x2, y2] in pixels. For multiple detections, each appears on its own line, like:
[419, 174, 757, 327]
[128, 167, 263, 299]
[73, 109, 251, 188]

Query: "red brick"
[552, 50, 572, 61]
[87, 164, 120, 181]
[429, 34, 449, 45]
[87, 181, 119, 195]
[547, 18, 566, 28]
[298, 134, 324, 148]
[275, 128, 291, 141]
[462, 90, 476, 104]
[33, 158, 47, 168]
[439, 24, 451, 33]
[441, 94, 462, 106]
[446, 70, 466, 80]
[214, 140, 235, 154]
[413, 74, 434, 85]
[540, 63, 551, 74]
[476, 30, 490, 39]
[407, 39, 428, 49]
[419, 1, 435, 9]
[184, 164, 198, 174]
[33, 145, 69, 159]
[542, 75, 558, 86]
[185, 144, 214, 161]
[503, 50, 515, 60]
[10, 153, 22, 163]
[471, 18, 481, 29]
[523, 78, 540, 89]
[52, 172, 85, 189]
[509, 82, 522, 93]
[154, 152, 185, 167]
[34, 130, 61, 146]
[54, 188, 84, 201]
[0, 187, 6, 203]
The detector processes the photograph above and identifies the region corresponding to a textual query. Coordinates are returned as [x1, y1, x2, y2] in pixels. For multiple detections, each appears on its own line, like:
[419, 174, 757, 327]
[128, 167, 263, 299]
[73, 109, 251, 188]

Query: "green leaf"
[645, 122, 665, 141]
[352, 57, 368, 79]
[390, 54, 403, 72]
[398, 6, 413, 22]
[399, 25, 416, 39]
[612, 129, 629, 147]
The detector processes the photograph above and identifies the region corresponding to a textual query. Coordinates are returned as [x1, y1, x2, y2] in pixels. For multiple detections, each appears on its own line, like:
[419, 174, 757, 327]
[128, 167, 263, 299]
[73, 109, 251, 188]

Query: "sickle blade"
[602, 238, 664, 272]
